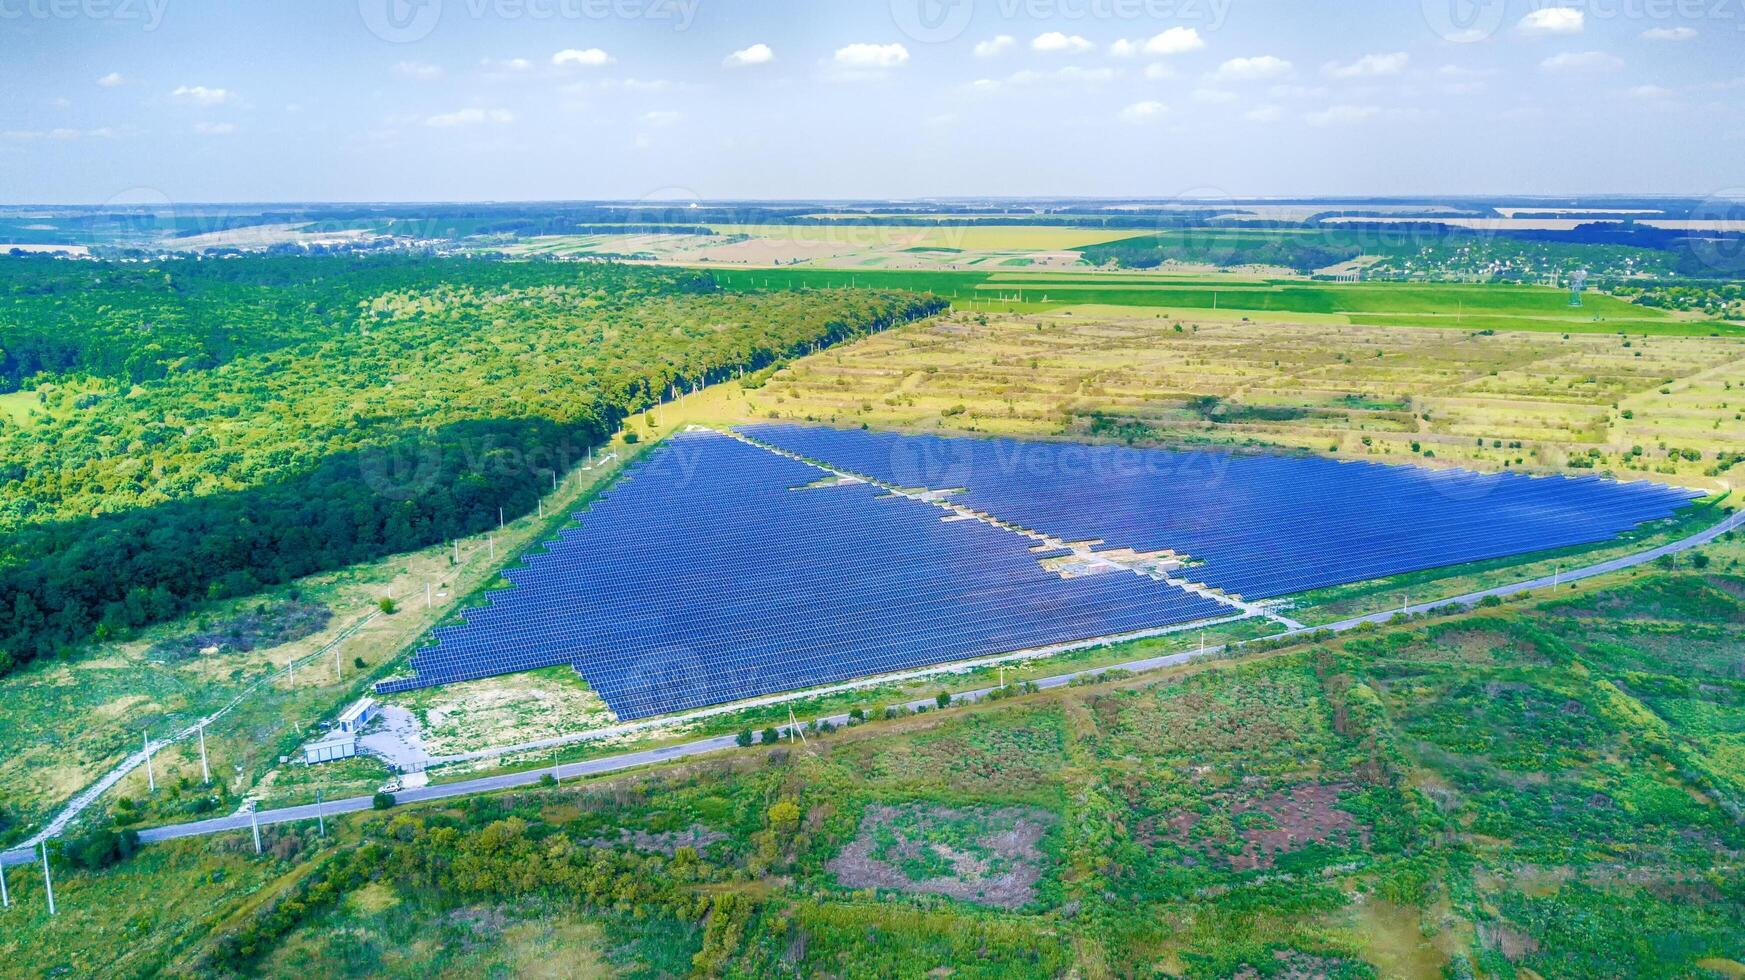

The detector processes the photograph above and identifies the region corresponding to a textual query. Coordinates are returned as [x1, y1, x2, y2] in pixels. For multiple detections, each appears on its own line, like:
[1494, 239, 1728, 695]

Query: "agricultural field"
[507, 223, 1132, 271]
[707, 265, 1740, 336]
[744, 306, 1745, 486]
[5, 534, 1742, 978]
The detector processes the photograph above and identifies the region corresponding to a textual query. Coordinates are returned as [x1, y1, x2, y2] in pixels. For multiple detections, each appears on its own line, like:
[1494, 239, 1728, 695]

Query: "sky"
[1, 0, 1743, 202]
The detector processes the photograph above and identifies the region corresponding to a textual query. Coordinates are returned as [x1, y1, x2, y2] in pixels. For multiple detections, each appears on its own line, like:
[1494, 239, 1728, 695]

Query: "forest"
[0, 255, 943, 674]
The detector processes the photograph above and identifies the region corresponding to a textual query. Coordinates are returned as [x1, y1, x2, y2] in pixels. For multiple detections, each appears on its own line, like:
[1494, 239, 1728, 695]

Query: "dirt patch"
[1146, 781, 1369, 871]
[1233, 950, 1366, 979]
[582, 823, 727, 856]
[828, 804, 1054, 909]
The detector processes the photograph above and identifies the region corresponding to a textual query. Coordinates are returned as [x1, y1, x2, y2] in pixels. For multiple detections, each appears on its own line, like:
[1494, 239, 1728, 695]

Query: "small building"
[303, 729, 358, 765]
[336, 697, 380, 735]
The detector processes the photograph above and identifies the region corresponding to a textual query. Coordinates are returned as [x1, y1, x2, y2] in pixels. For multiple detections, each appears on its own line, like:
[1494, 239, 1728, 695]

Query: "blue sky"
[2, 0, 1742, 202]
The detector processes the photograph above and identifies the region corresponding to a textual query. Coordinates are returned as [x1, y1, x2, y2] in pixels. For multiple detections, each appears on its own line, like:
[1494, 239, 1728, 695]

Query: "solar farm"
[378, 424, 1700, 721]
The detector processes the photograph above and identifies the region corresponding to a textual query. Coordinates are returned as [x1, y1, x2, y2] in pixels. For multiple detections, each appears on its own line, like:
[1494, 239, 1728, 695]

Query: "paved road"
[4, 505, 1737, 869]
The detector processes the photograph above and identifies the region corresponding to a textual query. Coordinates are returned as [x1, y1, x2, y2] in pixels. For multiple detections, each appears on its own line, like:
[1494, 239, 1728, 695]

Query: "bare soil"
[827, 803, 1053, 909]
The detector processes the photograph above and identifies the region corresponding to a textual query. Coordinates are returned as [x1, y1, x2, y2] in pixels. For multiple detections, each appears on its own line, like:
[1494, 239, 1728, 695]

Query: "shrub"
[936, 691, 952, 708]
[377, 597, 397, 615]
[372, 792, 396, 810]
[760, 727, 780, 745]
[735, 730, 754, 747]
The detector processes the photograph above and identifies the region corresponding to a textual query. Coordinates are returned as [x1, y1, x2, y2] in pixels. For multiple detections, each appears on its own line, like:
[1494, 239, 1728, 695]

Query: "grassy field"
[702, 224, 1134, 250]
[742, 307, 1745, 487]
[707, 266, 1744, 337]
[5, 537, 1742, 978]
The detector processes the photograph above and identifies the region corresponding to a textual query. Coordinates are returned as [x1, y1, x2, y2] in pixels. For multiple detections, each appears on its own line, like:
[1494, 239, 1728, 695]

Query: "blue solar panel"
[740, 423, 1701, 602]
[378, 430, 1230, 718]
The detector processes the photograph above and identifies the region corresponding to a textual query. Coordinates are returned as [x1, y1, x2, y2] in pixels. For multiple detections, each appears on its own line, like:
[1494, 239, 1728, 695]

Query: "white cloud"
[480, 57, 534, 74]
[394, 61, 443, 80]
[1113, 27, 1205, 58]
[641, 109, 683, 126]
[1143, 63, 1176, 81]
[833, 42, 909, 70]
[724, 43, 774, 68]
[1627, 83, 1673, 99]
[1191, 88, 1238, 104]
[1641, 26, 1697, 41]
[1518, 7, 1584, 35]
[1032, 31, 1094, 54]
[973, 35, 1015, 57]
[1540, 50, 1623, 72]
[170, 85, 233, 106]
[551, 48, 614, 68]
[193, 121, 236, 135]
[1118, 100, 1169, 123]
[967, 78, 1001, 93]
[425, 107, 514, 127]
[97, 72, 124, 87]
[1, 128, 83, 141]
[1305, 104, 1380, 126]
[1245, 104, 1282, 123]
[1324, 52, 1408, 79]
[1213, 55, 1293, 82]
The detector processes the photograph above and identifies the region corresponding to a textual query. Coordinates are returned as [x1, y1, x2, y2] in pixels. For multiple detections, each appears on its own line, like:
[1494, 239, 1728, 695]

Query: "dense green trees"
[0, 255, 943, 674]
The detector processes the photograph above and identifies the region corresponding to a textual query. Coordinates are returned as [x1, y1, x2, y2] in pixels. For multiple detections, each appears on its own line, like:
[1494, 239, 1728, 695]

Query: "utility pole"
[144, 730, 156, 793]
[251, 809, 262, 856]
[40, 844, 54, 917]
[426, 582, 433, 609]
[1553, 564, 1560, 589]
[498, 507, 504, 530]
[789, 706, 807, 745]
[315, 790, 325, 839]
[1, 855, 10, 908]
[335, 640, 342, 681]
[453, 540, 461, 564]
[199, 721, 211, 785]
[489, 536, 495, 561]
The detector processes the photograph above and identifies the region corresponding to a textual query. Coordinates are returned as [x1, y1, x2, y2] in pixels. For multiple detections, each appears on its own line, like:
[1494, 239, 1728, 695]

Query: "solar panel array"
[378, 430, 1229, 718]
[742, 423, 1701, 601]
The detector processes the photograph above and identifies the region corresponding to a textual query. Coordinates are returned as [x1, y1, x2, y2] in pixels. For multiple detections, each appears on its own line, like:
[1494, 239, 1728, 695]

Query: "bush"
[624, 432, 641, 444]
[538, 773, 557, 788]
[848, 707, 865, 722]
[372, 792, 396, 810]
[760, 727, 780, 745]
[936, 691, 952, 708]
[377, 597, 397, 615]
[64, 823, 141, 870]
[735, 730, 753, 747]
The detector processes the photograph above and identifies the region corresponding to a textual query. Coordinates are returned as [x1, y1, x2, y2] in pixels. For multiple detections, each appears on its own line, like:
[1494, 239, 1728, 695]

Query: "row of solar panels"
[741, 424, 1700, 600]
[379, 430, 1231, 718]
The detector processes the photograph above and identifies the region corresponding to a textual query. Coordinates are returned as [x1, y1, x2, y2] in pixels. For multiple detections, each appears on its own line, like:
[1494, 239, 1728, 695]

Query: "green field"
[709, 267, 1739, 336]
